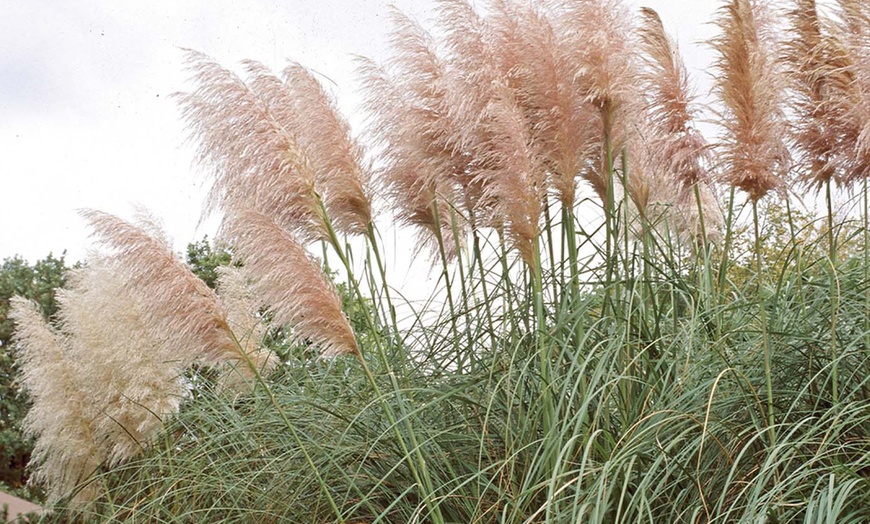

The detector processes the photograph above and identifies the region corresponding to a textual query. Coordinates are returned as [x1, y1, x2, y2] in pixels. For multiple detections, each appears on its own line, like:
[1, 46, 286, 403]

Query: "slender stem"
[621, 147, 631, 289]
[619, 148, 636, 417]
[602, 130, 615, 319]
[315, 202, 445, 524]
[826, 179, 839, 403]
[543, 199, 559, 302]
[563, 206, 581, 346]
[693, 182, 712, 312]
[784, 197, 807, 313]
[430, 203, 462, 372]
[497, 231, 519, 336]
[718, 187, 737, 293]
[753, 201, 776, 442]
[449, 208, 477, 371]
[864, 176, 869, 358]
[693, 183, 709, 258]
[620, 148, 631, 343]
[472, 229, 497, 353]
[365, 223, 401, 347]
[532, 239, 557, 474]
[641, 213, 657, 342]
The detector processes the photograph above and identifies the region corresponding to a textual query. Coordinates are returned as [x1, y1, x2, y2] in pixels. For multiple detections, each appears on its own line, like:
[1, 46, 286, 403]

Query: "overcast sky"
[0, 0, 719, 266]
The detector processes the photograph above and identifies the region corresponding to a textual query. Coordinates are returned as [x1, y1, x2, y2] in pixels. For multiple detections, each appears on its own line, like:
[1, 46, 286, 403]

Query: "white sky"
[0, 0, 719, 265]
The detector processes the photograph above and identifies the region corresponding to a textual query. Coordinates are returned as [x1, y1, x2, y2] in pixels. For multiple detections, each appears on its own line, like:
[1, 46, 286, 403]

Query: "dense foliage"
[34, 198, 870, 523]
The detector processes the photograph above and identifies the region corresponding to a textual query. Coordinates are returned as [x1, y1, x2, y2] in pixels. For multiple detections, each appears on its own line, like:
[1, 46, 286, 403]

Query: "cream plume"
[56, 261, 189, 468]
[10, 297, 102, 505]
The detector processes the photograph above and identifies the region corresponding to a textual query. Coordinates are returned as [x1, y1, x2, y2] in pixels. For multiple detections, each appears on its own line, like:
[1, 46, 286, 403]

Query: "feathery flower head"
[81, 209, 237, 361]
[223, 210, 359, 357]
[244, 60, 373, 235]
[473, 83, 547, 271]
[712, 0, 790, 201]
[9, 297, 103, 505]
[177, 51, 331, 242]
[488, 0, 601, 207]
[357, 11, 467, 259]
[56, 261, 186, 466]
[638, 7, 721, 243]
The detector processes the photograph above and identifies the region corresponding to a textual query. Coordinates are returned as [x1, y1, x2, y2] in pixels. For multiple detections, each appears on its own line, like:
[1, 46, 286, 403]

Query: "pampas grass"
[9, 213, 280, 504]
[55, 261, 188, 468]
[244, 61, 373, 236]
[11, 254, 223, 504]
[827, 0, 870, 186]
[782, 0, 870, 403]
[177, 52, 326, 241]
[81, 209, 236, 362]
[357, 11, 466, 258]
[12, 1, 870, 522]
[549, 0, 640, 198]
[550, 0, 638, 125]
[214, 265, 277, 392]
[786, 0, 842, 188]
[488, 0, 599, 207]
[434, 0, 497, 157]
[473, 84, 546, 271]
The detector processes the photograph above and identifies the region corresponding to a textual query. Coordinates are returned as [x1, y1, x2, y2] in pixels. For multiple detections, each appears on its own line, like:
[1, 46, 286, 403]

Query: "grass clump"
[9, 0, 870, 522]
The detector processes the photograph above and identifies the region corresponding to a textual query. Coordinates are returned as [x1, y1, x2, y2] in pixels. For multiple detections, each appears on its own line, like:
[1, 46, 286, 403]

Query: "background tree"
[185, 236, 231, 289]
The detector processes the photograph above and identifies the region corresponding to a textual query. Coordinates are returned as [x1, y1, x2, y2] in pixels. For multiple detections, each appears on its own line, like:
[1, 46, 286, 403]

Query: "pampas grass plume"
[177, 51, 327, 241]
[488, 0, 600, 207]
[785, 0, 840, 188]
[56, 261, 187, 467]
[244, 60, 373, 236]
[10, 212, 256, 504]
[638, 7, 722, 243]
[711, 0, 790, 201]
[9, 297, 102, 505]
[81, 209, 237, 362]
[474, 84, 546, 270]
[357, 12, 465, 258]
[224, 210, 359, 357]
